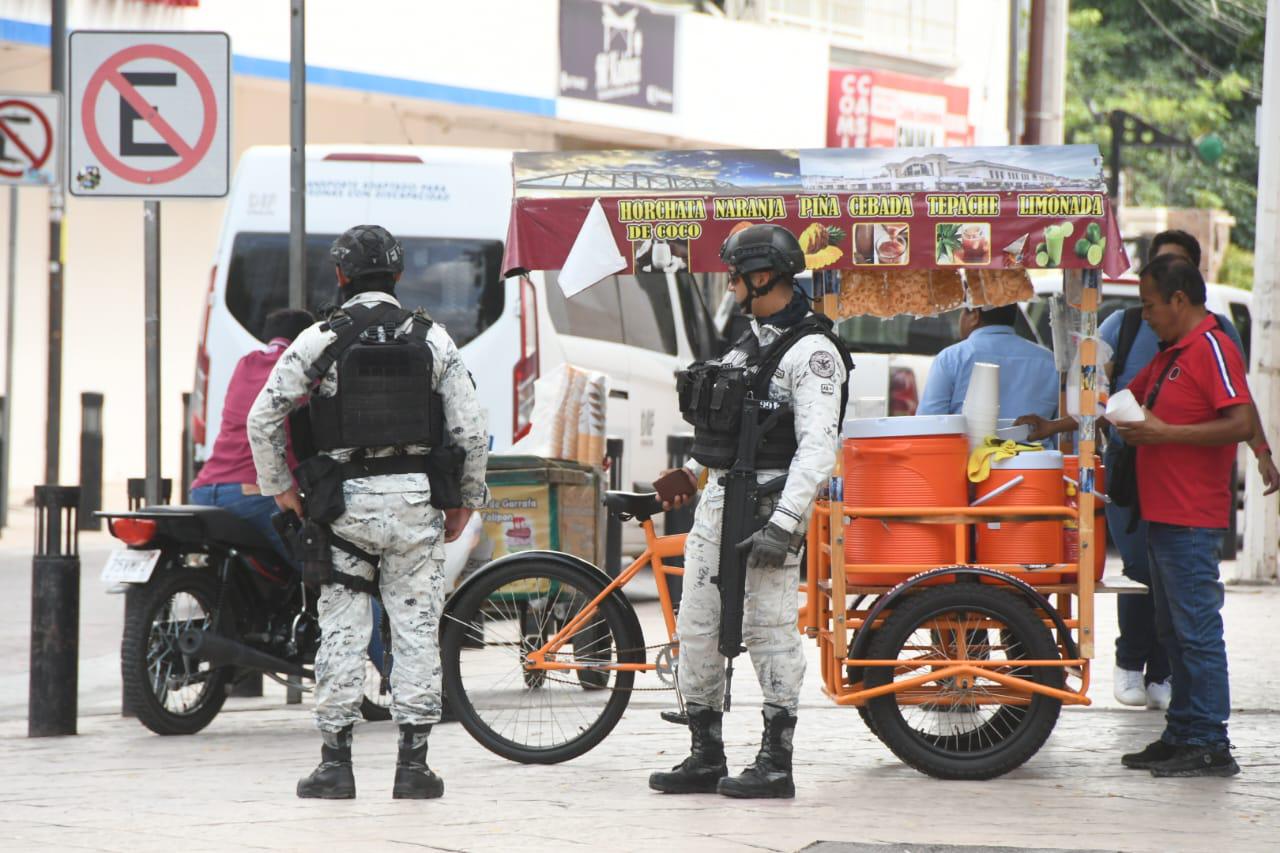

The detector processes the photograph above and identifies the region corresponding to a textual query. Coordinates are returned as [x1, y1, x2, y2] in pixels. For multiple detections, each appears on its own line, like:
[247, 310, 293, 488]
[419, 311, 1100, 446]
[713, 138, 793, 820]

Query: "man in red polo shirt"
[190, 308, 315, 559]
[1113, 255, 1253, 777]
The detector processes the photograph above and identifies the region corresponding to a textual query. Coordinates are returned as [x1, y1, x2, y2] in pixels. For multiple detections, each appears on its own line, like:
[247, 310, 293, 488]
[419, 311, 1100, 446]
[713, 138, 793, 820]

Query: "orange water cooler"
[843, 415, 969, 584]
[974, 451, 1066, 572]
[1063, 454, 1107, 581]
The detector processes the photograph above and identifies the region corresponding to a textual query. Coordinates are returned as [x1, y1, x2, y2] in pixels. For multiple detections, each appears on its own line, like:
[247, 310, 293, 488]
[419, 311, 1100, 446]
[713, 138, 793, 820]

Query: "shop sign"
[827, 68, 973, 149]
[559, 0, 675, 112]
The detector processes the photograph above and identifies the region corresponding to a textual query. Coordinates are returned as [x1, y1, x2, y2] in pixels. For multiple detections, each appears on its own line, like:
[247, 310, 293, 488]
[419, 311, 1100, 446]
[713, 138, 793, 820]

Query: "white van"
[191, 145, 724, 522]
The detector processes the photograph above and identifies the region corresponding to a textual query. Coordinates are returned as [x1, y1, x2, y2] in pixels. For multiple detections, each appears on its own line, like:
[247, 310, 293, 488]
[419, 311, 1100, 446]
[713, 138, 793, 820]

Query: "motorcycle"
[100, 504, 394, 735]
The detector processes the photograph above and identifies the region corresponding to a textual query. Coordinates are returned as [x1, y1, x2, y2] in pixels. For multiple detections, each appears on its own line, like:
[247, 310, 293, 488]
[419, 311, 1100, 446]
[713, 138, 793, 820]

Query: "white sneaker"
[1114, 666, 1147, 706]
[1146, 678, 1172, 710]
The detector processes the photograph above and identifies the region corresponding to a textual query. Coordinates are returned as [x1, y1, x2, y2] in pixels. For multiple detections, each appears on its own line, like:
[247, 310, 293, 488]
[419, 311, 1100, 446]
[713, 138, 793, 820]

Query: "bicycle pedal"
[660, 710, 689, 726]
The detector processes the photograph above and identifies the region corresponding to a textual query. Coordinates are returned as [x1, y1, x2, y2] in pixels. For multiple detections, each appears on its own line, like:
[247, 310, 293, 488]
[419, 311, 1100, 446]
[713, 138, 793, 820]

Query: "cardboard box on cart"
[464, 456, 605, 586]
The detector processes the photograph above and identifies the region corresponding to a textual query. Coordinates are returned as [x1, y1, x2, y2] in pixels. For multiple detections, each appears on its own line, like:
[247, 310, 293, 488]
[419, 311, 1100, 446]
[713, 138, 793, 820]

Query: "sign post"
[0, 90, 62, 528]
[68, 31, 229, 506]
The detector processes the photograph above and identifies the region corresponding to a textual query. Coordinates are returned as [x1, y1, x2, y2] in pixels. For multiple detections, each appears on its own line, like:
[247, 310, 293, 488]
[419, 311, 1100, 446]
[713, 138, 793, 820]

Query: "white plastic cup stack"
[962, 361, 1000, 450]
[1105, 388, 1145, 423]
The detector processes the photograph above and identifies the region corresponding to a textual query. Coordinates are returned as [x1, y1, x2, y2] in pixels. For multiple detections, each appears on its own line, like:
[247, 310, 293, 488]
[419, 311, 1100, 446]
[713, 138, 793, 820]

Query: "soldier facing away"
[247, 225, 489, 799]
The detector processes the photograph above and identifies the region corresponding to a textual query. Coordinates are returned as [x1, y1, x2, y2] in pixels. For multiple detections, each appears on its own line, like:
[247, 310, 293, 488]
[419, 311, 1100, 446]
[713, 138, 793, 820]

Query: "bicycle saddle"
[602, 491, 663, 521]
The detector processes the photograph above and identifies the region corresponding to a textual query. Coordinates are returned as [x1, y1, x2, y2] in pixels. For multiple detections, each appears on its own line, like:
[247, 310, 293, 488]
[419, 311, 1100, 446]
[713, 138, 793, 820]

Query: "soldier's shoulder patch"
[808, 350, 837, 378]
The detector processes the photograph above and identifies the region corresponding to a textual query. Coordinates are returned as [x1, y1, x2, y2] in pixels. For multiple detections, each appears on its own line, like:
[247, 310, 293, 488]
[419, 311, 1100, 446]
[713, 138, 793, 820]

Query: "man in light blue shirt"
[918, 305, 1059, 422]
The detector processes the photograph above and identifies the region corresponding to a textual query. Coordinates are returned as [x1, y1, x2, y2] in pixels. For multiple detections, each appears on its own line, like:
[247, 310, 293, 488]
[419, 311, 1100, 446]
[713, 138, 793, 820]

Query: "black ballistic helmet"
[720, 224, 806, 277]
[330, 225, 405, 280]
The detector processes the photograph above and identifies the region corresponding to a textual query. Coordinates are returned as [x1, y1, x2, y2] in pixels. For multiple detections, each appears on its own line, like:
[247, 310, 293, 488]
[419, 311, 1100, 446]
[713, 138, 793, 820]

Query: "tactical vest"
[676, 315, 852, 470]
[306, 301, 444, 451]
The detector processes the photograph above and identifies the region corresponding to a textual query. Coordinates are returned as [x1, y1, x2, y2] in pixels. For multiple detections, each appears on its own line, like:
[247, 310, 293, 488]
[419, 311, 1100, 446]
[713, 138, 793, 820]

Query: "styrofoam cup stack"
[962, 361, 1000, 449]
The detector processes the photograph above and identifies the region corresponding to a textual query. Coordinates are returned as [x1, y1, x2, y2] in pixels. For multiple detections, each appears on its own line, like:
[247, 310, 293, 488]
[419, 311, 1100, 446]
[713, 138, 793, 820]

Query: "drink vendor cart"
[441, 145, 1131, 779]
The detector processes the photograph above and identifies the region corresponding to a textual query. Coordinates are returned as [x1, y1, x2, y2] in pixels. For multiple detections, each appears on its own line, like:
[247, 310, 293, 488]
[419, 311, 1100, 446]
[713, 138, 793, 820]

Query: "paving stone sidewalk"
[1, 520, 1277, 852]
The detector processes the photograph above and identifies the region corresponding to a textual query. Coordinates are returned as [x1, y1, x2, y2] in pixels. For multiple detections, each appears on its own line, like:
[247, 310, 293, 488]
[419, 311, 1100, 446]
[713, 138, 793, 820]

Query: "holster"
[271, 510, 381, 596]
[293, 455, 347, 524]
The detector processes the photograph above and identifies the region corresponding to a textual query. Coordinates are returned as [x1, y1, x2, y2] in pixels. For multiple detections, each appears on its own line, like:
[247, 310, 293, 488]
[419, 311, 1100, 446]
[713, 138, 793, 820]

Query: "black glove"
[744, 522, 793, 571]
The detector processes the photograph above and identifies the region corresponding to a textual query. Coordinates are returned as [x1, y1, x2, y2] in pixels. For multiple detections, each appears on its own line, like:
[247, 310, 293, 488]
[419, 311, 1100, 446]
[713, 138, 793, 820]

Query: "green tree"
[1066, 0, 1266, 250]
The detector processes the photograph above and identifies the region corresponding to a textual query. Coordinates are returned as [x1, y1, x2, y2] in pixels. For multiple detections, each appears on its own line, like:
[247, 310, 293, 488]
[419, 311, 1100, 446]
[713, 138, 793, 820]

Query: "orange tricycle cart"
[443, 145, 1131, 779]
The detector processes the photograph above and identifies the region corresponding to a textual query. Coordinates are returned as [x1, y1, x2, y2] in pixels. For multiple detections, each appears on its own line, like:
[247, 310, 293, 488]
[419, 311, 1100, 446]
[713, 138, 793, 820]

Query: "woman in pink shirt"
[190, 309, 314, 559]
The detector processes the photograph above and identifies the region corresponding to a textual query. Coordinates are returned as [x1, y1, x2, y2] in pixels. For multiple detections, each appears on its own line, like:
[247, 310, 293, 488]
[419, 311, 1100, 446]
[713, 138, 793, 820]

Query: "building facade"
[0, 0, 1012, 499]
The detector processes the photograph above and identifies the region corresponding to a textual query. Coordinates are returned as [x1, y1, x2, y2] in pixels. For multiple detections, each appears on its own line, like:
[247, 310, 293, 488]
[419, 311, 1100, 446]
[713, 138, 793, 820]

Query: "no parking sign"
[68, 31, 229, 197]
[0, 93, 62, 186]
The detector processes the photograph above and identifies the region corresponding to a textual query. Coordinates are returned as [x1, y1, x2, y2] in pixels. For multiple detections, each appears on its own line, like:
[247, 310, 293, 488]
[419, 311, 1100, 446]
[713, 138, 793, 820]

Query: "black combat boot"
[392, 724, 444, 799]
[717, 705, 796, 799]
[648, 704, 728, 793]
[297, 726, 356, 799]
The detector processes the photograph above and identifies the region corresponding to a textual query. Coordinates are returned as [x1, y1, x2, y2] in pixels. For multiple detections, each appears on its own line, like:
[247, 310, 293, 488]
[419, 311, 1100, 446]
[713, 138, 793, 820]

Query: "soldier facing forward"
[650, 224, 852, 799]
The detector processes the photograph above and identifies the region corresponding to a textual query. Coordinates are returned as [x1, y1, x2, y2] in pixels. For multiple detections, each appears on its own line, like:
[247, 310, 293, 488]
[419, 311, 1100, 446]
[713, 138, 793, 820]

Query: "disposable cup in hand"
[1105, 388, 1145, 423]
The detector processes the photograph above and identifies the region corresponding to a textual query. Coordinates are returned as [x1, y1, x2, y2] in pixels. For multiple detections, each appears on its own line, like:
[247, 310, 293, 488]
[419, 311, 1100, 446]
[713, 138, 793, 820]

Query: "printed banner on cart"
[504, 146, 1129, 277]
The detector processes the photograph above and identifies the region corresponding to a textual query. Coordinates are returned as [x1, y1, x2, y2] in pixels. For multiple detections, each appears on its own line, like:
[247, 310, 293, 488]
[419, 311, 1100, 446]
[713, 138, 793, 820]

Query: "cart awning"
[503, 145, 1130, 294]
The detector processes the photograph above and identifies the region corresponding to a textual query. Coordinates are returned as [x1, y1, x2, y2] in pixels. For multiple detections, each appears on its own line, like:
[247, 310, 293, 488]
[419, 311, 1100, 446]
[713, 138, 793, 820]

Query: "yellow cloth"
[967, 437, 1045, 483]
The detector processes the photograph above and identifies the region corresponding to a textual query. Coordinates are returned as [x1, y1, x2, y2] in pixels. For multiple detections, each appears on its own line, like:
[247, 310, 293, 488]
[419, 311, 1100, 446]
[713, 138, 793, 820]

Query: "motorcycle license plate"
[101, 549, 162, 584]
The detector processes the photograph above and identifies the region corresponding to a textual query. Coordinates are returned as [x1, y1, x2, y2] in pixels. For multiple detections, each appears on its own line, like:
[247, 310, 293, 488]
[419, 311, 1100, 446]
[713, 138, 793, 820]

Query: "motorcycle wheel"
[121, 567, 232, 735]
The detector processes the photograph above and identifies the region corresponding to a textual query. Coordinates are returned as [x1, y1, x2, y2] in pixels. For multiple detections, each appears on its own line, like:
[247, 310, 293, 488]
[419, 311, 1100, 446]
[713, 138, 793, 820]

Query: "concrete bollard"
[0, 396, 8, 531]
[126, 477, 172, 512]
[78, 393, 104, 531]
[181, 392, 195, 503]
[29, 486, 82, 737]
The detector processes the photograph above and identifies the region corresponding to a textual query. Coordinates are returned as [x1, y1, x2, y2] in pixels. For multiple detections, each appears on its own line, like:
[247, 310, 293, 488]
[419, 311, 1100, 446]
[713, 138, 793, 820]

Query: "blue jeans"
[1103, 445, 1170, 685]
[190, 484, 292, 565]
[1146, 523, 1230, 747]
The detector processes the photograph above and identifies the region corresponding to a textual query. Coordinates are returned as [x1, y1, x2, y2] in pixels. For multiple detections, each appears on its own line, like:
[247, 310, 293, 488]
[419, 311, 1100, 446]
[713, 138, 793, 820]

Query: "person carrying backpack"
[247, 225, 489, 800]
[1017, 230, 1278, 711]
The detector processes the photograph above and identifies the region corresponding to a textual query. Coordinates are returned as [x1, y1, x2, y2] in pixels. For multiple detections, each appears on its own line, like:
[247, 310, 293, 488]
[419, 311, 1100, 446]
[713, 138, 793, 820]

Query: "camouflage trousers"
[675, 482, 805, 713]
[314, 488, 446, 732]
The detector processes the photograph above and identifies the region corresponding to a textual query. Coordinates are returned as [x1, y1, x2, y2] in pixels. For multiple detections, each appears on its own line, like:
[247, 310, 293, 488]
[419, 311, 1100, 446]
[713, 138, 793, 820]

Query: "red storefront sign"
[827, 68, 973, 149]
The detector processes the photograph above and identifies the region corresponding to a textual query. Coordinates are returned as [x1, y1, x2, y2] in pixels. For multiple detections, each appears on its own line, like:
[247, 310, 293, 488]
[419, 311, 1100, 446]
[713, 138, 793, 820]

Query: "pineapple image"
[798, 223, 847, 269]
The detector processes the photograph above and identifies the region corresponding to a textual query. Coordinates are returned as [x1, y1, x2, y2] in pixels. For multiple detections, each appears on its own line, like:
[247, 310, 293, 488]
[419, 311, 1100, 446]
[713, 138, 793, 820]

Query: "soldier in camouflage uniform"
[650, 224, 849, 799]
[248, 225, 488, 800]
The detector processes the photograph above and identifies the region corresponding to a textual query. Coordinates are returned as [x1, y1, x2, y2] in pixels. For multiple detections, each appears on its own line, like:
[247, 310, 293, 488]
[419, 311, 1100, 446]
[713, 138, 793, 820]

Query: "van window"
[544, 271, 624, 344]
[621, 274, 678, 354]
[1028, 293, 1135, 350]
[676, 272, 721, 360]
[839, 305, 1040, 356]
[837, 311, 962, 356]
[544, 272, 678, 355]
[1230, 302, 1251, 363]
[224, 232, 504, 348]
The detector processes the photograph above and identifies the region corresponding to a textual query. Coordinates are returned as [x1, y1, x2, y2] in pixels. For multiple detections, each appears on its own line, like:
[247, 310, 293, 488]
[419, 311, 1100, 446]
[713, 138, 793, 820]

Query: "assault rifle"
[714, 397, 790, 661]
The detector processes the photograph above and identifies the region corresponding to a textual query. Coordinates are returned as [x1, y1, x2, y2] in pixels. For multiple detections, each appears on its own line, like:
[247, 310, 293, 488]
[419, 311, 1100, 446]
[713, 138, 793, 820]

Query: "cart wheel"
[863, 585, 1063, 780]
